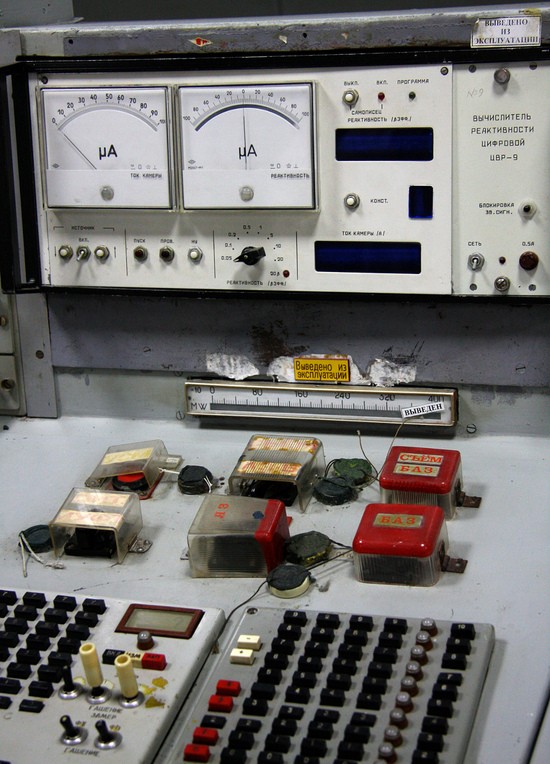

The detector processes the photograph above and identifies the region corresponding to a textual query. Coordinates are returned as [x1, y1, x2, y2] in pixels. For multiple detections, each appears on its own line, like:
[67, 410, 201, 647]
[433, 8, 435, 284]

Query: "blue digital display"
[315, 242, 421, 274]
[335, 128, 434, 161]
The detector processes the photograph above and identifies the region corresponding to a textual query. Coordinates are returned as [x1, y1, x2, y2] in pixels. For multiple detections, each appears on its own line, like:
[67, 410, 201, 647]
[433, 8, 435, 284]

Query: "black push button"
[301, 737, 327, 757]
[350, 712, 376, 727]
[451, 622, 475, 640]
[0, 676, 21, 695]
[343, 628, 369, 646]
[320, 688, 345, 707]
[349, 614, 373, 631]
[19, 699, 45, 713]
[14, 605, 38, 621]
[7, 663, 32, 679]
[285, 686, 310, 705]
[311, 627, 335, 643]
[250, 682, 276, 700]
[417, 732, 444, 752]
[356, 692, 382, 710]
[278, 705, 304, 720]
[15, 649, 41, 665]
[304, 641, 329, 658]
[4, 618, 28, 635]
[82, 597, 107, 614]
[28, 680, 54, 698]
[236, 718, 262, 733]
[307, 721, 333, 740]
[422, 716, 449, 735]
[446, 637, 471, 655]
[378, 631, 403, 648]
[432, 683, 458, 701]
[427, 698, 454, 718]
[26, 634, 50, 652]
[0, 590, 17, 605]
[53, 595, 77, 611]
[298, 656, 323, 674]
[37, 664, 62, 683]
[441, 652, 467, 671]
[243, 697, 269, 716]
[332, 658, 357, 675]
[228, 730, 254, 750]
[412, 750, 439, 763]
[284, 610, 308, 627]
[384, 617, 408, 634]
[75, 610, 99, 627]
[258, 667, 282, 685]
[258, 752, 284, 764]
[326, 672, 352, 691]
[35, 620, 59, 638]
[264, 734, 291, 753]
[277, 623, 302, 641]
[344, 723, 370, 743]
[264, 652, 289, 670]
[314, 709, 340, 724]
[200, 714, 226, 729]
[271, 717, 297, 736]
[316, 613, 340, 629]
[337, 741, 364, 761]
[22, 592, 47, 608]
[44, 608, 69, 624]
[292, 671, 317, 689]
[220, 747, 247, 763]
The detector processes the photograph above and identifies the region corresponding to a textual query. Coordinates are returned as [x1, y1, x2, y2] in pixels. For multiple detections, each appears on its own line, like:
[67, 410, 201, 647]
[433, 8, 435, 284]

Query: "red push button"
[141, 652, 167, 670]
[184, 743, 210, 762]
[216, 679, 241, 697]
[208, 694, 234, 712]
[193, 727, 219, 745]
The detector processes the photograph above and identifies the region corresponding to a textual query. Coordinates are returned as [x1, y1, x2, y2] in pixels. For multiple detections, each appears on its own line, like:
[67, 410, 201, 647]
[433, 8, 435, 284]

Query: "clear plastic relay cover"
[49, 488, 143, 563]
[228, 434, 325, 512]
[187, 494, 289, 578]
[85, 439, 180, 490]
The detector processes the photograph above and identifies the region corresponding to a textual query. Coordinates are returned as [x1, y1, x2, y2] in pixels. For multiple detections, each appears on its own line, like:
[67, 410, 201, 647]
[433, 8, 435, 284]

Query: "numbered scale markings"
[184, 381, 458, 427]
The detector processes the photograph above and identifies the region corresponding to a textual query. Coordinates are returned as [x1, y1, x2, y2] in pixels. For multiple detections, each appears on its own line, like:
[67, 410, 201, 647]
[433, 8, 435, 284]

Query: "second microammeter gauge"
[184, 381, 458, 427]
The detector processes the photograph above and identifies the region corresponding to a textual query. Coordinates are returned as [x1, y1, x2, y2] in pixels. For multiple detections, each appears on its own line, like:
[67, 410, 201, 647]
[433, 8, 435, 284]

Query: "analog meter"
[179, 83, 315, 209]
[40, 87, 171, 208]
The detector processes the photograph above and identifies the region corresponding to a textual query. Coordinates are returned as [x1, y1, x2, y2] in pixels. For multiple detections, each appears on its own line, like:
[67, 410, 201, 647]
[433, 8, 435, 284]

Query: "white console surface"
[0, 414, 548, 763]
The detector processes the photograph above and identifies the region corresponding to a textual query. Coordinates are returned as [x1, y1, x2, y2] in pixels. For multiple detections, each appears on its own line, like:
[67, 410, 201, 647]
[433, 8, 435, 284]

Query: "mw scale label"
[184, 381, 458, 426]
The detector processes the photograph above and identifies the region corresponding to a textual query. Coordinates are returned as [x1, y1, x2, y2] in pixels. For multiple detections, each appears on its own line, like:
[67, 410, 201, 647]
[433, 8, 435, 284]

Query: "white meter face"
[179, 83, 315, 209]
[41, 87, 171, 208]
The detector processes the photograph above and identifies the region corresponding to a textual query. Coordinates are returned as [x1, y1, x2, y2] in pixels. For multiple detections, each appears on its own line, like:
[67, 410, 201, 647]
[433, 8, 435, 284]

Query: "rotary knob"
[234, 246, 266, 266]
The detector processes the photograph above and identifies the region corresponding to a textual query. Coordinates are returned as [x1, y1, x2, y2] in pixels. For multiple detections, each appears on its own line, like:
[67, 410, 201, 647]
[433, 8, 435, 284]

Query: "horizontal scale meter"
[184, 381, 458, 427]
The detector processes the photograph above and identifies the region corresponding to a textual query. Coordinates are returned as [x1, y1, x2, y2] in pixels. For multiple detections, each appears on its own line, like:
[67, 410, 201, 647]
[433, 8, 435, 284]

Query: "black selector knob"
[234, 246, 266, 266]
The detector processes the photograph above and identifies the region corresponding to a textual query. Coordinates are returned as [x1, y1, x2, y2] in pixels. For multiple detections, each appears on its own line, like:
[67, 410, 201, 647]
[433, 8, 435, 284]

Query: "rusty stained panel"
[15, 7, 550, 58]
[46, 293, 550, 388]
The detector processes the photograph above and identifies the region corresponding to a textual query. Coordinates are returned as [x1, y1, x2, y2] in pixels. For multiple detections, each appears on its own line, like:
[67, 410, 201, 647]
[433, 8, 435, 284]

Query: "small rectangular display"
[315, 241, 421, 274]
[116, 604, 203, 639]
[335, 128, 433, 161]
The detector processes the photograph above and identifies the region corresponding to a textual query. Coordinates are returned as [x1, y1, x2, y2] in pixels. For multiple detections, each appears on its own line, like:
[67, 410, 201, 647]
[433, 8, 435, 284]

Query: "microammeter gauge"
[40, 87, 171, 208]
[184, 381, 458, 427]
[179, 83, 315, 209]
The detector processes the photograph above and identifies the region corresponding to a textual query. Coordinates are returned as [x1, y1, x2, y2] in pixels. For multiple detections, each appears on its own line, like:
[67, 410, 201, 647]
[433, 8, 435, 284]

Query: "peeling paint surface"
[206, 353, 259, 380]
[367, 357, 417, 387]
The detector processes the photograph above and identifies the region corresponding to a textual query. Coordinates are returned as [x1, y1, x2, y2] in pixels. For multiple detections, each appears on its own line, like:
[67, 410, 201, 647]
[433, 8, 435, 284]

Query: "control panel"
[0, 587, 224, 763]
[25, 61, 549, 296]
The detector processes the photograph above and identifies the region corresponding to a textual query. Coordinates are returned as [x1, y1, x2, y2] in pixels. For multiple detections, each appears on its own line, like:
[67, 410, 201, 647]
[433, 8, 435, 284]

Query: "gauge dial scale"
[41, 87, 171, 208]
[179, 83, 315, 209]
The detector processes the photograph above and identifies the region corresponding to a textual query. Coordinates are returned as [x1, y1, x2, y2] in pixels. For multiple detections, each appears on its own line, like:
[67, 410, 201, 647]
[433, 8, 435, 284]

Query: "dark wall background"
[72, 1, 510, 22]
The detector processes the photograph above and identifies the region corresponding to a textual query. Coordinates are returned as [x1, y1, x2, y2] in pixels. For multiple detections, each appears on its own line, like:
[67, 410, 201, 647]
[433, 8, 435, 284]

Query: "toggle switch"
[94, 720, 122, 750]
[60, 714, 88, 745]
[115, 652, 143, 707]
[80, 642, 111, 703]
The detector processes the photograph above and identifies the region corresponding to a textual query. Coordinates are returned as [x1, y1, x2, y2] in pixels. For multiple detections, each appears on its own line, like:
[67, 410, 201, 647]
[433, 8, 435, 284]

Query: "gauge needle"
[242, 108, 248, 170]
[60, 130, 97, 170]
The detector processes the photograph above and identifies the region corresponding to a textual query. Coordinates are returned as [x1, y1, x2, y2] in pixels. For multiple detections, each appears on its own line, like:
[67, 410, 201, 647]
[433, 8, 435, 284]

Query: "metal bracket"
[129, 537, 152, 554]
